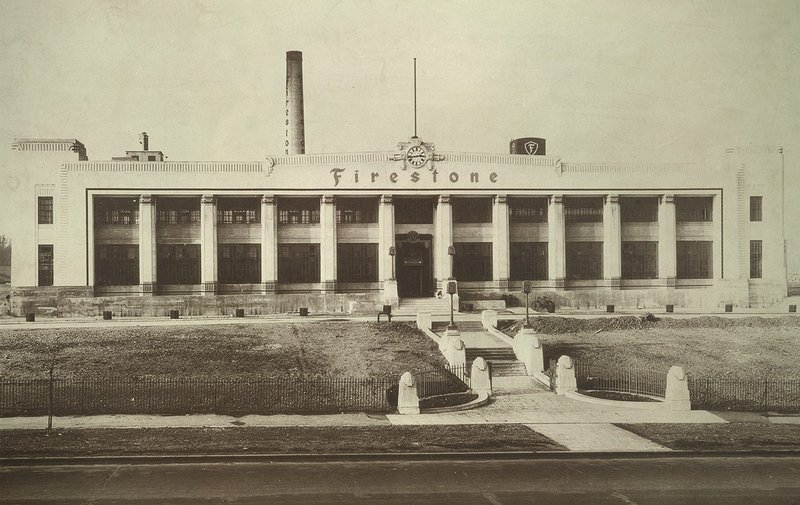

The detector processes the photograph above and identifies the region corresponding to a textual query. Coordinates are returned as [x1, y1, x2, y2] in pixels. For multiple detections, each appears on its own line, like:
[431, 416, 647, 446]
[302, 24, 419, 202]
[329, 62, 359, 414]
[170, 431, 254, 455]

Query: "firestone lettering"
[329, 167, 498, 187]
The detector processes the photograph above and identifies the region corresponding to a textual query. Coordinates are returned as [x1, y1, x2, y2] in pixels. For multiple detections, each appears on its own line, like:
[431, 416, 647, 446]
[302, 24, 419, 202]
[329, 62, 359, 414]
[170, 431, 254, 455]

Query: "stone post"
[470, 357, 492, 397]
[514, 327, 543, 376]
[379, 194, 399, 307]
[603, 194, 621, 289]
[548, 195, 566, 289]
[416, 311, 432, 331]
[397, 371, 420, 415]
[665, 365, 691, 411]
[434, 194, 453, 288]
[320, 195, 337, 292]
[492, 194, 510, 290]
[658, 194, 677, 287]
[445, 335, 466, 368]
[200, 194, 217, 295]
[261, 195, 277, 293]
[481, 309, 498, 330]
[555, 355, 577, 395]
[138, 195, 156, 295]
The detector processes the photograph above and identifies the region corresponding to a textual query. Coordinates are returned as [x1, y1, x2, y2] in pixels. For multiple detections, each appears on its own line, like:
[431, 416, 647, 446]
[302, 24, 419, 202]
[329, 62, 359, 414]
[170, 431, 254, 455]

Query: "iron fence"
[546, 358, 558, 391]
[574, 361, 667, 398]
[689, 376, 800, 412]
[0, 375, 398, 417]
[413, 365, 471, 399]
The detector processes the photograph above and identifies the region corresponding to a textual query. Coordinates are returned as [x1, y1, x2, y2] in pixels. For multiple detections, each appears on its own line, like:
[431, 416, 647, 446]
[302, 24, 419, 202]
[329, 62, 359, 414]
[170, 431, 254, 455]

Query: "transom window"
[676, 197, 713, 222]
[452, 198, 493, 224]
[564, 197, 603, 223]
[157, 198, 200, 224]
[336, 197, 378, 224]
[217, 197, 260, 224]
[94, 197, 139, 225]
[509, 197, 548, 223]
[620, 197, 658, 222]
[278, 198, 320, 225]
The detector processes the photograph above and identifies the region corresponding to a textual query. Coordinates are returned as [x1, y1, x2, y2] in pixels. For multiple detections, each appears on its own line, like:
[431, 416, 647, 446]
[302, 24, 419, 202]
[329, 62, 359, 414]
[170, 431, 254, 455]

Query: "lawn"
[0, 321, 446, 380]
[619, 422, 800, 451]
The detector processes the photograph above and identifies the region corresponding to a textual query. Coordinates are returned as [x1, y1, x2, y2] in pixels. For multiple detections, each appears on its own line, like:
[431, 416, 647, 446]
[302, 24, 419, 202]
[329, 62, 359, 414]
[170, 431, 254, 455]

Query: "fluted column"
[658, 194, 677, 286]
[603, 194, 621, 288]
[200, 194, 217, 294]
[493, 194, 509, 290]
[435, 194, 454, 288]
[138, 195, 156, 295]
[378, 195, 395, 281]
[548, 195, 566, 289]
[320, 195, 337, 292]
[261, 195, 277, 292]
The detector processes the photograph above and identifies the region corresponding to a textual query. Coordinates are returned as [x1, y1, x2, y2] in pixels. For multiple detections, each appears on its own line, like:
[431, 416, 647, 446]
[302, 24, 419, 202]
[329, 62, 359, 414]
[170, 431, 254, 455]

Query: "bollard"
[299, 307, 309, 317]
[666, 304, 674, 313]
[790, 305, 797, 313]
[102, 310, 112, 320]
[724, 304, 733, 313]
[606, 304, 615, 313]
[235, 308, 245, 318]
[25, 313, 35, 322]
[169, 309, 179, 319]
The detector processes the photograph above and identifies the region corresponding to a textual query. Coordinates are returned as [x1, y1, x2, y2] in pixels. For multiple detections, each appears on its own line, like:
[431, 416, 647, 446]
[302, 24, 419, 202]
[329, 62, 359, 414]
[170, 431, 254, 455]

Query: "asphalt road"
[1, 455, 799, 504]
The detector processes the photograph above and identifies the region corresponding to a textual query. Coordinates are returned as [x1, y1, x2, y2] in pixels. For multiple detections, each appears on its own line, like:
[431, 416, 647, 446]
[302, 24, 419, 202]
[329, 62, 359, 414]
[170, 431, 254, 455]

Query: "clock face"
[406, 146, 428, 167]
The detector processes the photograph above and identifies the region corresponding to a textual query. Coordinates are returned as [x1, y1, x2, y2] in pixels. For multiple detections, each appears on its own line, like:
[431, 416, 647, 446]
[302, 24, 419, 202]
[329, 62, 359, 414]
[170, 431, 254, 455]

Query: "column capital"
[605, 194, 620, 205]
[380, 194, 393, 205]
[201, 194, 215, 204]
[439, 194, 451, 205]
[550, 194, 564, 205]
[261, 194, 276, 205]
[321, 195, 335, 205]
[661, 194, 675, 205]
[494, 194, 508, 205]
[139, 194, 153, 205]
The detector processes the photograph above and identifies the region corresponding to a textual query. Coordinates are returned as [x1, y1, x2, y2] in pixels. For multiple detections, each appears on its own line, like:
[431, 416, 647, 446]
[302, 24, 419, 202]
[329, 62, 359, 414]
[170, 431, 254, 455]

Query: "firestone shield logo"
[524, 141, 539, 155]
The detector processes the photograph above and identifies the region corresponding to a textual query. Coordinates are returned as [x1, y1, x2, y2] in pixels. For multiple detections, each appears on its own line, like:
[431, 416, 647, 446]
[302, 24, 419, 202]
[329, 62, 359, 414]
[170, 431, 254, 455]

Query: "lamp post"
[447, 280, 457, 331]
[388, 246, 396, 280]
[522, 280, 532, 329]
[447, 245, 455, 280]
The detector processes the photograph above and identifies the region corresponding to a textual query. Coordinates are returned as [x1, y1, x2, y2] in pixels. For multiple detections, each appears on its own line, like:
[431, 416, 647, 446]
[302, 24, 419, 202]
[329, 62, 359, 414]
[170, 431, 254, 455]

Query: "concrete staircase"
[465, 347, 528, 377]
[395, 297, 454, 316]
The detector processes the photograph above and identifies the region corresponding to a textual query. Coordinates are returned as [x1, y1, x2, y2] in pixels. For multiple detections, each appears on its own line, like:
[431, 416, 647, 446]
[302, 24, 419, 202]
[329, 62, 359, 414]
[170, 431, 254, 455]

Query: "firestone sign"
[329, 167, 499, 187]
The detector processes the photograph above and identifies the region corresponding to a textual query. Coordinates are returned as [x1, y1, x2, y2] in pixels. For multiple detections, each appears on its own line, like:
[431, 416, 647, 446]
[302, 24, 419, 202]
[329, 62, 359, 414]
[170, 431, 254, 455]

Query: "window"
[38, 245, 53, 286]
[130, 155, 139, 161]
[38, 197, 53, 224]
[278, 198, 320, 225]
[750, 196, 762, 222]
[217, 197, 260, 224]
[564, 197, 603, 223]
[395, 198, 434, 224]
[750, 240, 762, 279]
[621, 241, 658, 279]
[509, 198, 548, 223]
[156, 198, 200, 224]
[452, 198, 492, 224]
[676, 241, 712, 279]
[218, 244, 261, 284]
[278, 243, 320, 283]
[566, 242, 603, 280]
[676, 197, 713, 222]
[95, 245, 139, 285]
[156, 244, 201, 284]
[337, 243, 378, 282]
[510, 242, 548, 280]
[94, 197, 139, 225]
[336, 198, 378, 224]
[620, 197, 658, 222]
[452, 242, 492, 281]
[147, 155, 156, 161]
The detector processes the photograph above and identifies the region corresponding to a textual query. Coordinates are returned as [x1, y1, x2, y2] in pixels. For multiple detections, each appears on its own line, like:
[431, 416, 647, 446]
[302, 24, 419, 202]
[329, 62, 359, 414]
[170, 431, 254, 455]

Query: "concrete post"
[470, 357, 492, 397]
[379, 195, 399, 307]
[665, 365, 691, 411]
[493, 194, 510, 290]
[261, 195, 277, 293]
[416, 311, 432, 331]
[603, 194, 621, 289]
[138, 195, 156, 295]
[548, 195, 566, 289]
[320, 195, 336, 292]
[200, 194, 217, 295]
[445, 335, 466, 368]
[658, 194, 677, 287]
[712, 193, 722, 281]
[555, 355, 577, 395]
[435, 194, 453, 287]
[481, 309, 498, 330]
[397, 371, 420, 415]
[514, 327, 543, 375]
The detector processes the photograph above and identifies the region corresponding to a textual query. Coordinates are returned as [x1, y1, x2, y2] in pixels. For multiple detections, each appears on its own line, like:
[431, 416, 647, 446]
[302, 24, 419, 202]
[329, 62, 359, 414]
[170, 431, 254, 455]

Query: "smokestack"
[140, 132, 149, 151]
[285, 51, 305, 155]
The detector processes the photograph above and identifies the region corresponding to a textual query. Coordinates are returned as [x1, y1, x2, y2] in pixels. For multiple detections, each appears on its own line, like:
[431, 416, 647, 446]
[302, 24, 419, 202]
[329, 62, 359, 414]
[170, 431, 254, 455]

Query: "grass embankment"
[503, 316, 800, 377]
[0, 321, 445, 380]
[619, 422, 800, 451]
[0, 425, 566, 457]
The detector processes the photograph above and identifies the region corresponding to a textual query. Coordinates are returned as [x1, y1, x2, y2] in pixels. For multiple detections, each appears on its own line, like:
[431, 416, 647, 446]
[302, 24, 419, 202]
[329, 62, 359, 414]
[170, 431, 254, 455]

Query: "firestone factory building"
[8, 52, 789, 316]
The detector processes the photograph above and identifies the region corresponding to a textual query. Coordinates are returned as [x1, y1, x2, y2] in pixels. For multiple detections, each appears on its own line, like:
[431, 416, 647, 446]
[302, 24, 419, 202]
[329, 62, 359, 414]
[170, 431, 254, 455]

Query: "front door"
[396, 233, 433, 298]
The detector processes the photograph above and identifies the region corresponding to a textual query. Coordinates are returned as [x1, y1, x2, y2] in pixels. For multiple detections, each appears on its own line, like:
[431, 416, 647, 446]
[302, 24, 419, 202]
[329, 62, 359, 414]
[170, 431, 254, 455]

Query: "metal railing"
[413, 365, 471, 399]
[689, 376, 800, 412]
[574, 361, 667, 398]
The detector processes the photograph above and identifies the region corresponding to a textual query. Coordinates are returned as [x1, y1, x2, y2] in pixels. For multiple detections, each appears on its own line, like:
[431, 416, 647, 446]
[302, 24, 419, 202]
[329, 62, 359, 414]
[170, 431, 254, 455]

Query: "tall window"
[509, 197, 548, 223]
[452, 198, 492, 224]
[278, 198, 320, 225]
[94, 197, 139, 225]
[218, 244, 260, 283]
[95, 245, 139, 285]
[510, 242, 548, 280]
[676, 241, 712, 279]
[156, 244, 200, 284]
[453, 242, 492, 281]
[676, 197, 713, 222]
[750, 196, 762, 222]
[395, 198, 434, 224]
[621, 241, 658, 279]
[337, 243, 378, 282]
[620, 197, 658, 222]
[750, 240, 762, 279]
[278, 244, 320, 283]
[157, 198, 200, 224]
[38, 245, 53, 286]
[566, 242, 603, 280]
[217, 197, 260, 224]
[38, 197, 53, 224]
[564, 197, 603, 223]
[336, 198, 378, 224]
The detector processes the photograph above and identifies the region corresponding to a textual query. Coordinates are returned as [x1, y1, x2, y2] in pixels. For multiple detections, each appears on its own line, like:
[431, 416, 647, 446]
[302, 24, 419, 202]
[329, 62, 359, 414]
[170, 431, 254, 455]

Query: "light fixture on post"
[522, 280, 532, 329]
[447, 245, 455, 280]
[388, 246, 396, 280]
[447, 280, 457, 331]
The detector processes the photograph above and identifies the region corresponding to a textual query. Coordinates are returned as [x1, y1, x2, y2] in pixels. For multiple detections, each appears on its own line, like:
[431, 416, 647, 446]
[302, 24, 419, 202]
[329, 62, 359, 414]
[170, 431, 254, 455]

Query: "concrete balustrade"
[470, 357, 492, 397]
[397, 371, 420, 415]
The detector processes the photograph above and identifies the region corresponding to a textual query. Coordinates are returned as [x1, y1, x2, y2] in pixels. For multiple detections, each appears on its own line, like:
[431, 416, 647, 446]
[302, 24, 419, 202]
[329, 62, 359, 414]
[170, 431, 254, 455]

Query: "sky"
[0, 0, 798, 256]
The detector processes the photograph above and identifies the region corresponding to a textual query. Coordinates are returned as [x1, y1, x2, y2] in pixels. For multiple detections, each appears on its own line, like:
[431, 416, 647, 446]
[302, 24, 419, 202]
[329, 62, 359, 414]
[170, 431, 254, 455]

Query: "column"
[378, 195, 395, 281]
[434, 194, 453, 287]
[658, 194, 677, 286]
[548, 195, 566, 289]
[200, 194, 217, 294]
[320, 194, 337, 292]
[712, 193, 722, 281]
[493, 194, 509, 290]
[261, 195, 277, 292]
[138, 195, 156, 295]
[603, 194, 621, 288]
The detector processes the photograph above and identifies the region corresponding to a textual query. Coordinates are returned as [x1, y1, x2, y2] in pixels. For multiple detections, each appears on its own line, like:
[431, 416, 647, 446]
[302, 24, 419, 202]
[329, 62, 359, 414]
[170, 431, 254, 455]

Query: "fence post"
[47, 364, 54, 433]
[470, 357, 492, 398]
[397, 372, 420, 415]
[665, 366, 691, 411]
[763, 376, 769, 411]
[555, 356, 577, 395]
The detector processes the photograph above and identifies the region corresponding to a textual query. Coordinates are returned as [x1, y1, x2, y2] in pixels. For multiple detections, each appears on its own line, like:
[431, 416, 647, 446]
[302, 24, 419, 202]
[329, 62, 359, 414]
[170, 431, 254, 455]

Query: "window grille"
[676, 241, 713, 279]
[749, 240, 762, 279]
[452, 198, 492, 224]
[453, 242, 492, 281]
[38, 245, 53, 286]
[750, 196, 762, 222]
[278, 198, 320, 225]
[278, 243, 320, 283]
[510, 242, 548, 280]
[509, 198, 548, 223]
[38, 197, 53, 224]
[566, 241, 603, 280]
[394, 198, 434, 224]
[156, 198, 201, 224]
[94, 197, 139, 225]
[564, 197, 603, 223]
[336, 198, 378, 224]
[218, 244, 261, 284]
[620, 197, 658, 222]
[621, 241, 658, 279]
[216, 197, 260, 224]
[676, 197, 713, 222]
[337, 243, 378, 282]
[156, 244, 201, 284]
[95, 244, 139, 285]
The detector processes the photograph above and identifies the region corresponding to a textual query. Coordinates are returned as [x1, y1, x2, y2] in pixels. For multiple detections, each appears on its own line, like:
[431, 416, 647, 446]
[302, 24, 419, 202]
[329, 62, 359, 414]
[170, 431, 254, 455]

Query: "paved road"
[2, 455, 799, 504]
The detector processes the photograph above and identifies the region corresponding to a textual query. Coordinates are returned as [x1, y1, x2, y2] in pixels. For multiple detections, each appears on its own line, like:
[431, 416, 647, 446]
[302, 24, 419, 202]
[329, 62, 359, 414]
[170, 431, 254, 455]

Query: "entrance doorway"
[395, 233, 433, 298]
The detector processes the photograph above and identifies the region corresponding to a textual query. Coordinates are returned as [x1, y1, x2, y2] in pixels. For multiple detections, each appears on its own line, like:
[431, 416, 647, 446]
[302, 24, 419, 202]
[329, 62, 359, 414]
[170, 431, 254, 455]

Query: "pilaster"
[138, 194, 156, 295]
[261, 194, 277, 293]
[434, 194, 454, 287]
[320, 194, 337, 292]
[603, 194, 621, 289]
[548, 194, 566, 289]
[658, 194, 677, 287]
[200, 194, 217, 295]
[379, 194, 395, 281]
[493, 194, 510, 290]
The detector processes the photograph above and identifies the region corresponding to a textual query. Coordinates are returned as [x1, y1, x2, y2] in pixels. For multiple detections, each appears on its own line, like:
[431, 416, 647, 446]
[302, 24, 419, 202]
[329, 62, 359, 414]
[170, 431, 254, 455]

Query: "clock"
[405, 145, 428, 167]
